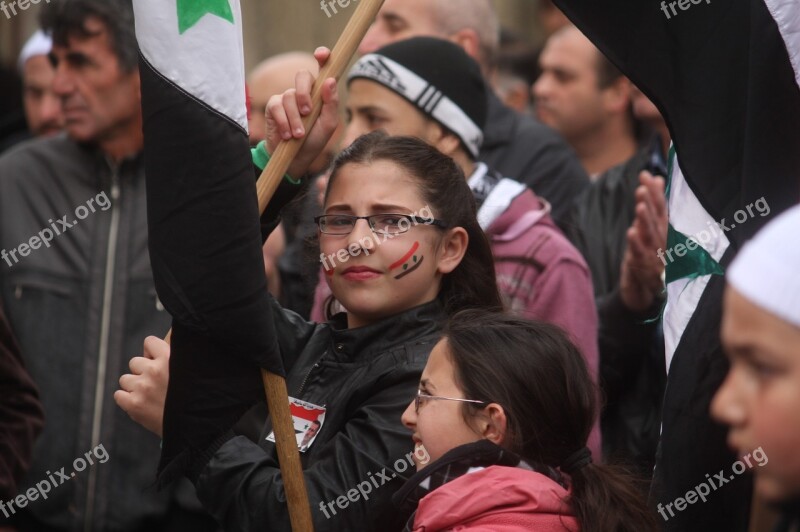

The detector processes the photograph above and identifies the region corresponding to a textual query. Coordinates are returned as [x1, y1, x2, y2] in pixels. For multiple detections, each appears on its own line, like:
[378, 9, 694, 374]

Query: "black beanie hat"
[348, 36, 488, 158]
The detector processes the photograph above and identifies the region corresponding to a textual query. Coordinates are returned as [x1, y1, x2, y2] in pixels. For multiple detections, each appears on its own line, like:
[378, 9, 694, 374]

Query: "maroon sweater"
[0, 304, 44, 500]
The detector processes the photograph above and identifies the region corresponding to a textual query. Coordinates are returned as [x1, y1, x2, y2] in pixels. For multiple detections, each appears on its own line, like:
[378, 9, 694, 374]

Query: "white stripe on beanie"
[349, 54, 483, 158]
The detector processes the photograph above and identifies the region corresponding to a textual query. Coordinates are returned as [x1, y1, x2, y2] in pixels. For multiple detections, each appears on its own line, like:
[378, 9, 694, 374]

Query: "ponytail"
[568, 462, 659, 532]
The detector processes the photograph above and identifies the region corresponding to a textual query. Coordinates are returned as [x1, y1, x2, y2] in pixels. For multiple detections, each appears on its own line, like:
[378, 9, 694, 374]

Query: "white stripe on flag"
[663, 153, 730, 370]
[133, 0, 248, 131]
[763, 0, 800, 92]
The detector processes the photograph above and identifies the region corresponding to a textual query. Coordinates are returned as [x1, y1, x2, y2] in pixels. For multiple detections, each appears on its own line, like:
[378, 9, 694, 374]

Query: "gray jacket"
[0, 135, 175, 531]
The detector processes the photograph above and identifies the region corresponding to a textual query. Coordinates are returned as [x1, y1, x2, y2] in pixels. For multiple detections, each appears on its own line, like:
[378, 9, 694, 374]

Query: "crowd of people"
[0, 0, 798, 531]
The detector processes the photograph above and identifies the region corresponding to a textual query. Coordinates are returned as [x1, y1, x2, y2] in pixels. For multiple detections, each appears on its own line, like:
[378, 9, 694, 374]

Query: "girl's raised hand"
[265, 47, 339, 179]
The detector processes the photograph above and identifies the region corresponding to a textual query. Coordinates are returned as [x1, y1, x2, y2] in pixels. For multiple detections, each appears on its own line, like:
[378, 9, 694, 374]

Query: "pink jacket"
[487, 188, 597, 361]
[485, 186, 601, 460]
[412, 465, 580, 531]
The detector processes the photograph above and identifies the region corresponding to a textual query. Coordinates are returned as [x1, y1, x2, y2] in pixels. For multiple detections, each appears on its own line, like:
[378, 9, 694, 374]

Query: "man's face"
[532, 28, 611, 143]
[22, 55, 64, 137]
[50, 17, 141, 144]
[358, 0, 443, 55]
[342, 80, 441, 149]
[711, 288, 800, 503]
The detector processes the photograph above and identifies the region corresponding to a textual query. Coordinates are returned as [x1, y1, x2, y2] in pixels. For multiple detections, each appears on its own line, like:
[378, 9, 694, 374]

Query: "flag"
[133, 0, 283, 482]
[552, 0, 800, 529]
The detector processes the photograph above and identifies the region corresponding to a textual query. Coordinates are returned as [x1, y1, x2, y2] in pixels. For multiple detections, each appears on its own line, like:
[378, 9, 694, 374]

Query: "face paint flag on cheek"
[390, 241, 424, 280]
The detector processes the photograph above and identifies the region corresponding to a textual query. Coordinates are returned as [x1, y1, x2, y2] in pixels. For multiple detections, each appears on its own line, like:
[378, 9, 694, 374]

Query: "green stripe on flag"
[665, 224, 724, 284]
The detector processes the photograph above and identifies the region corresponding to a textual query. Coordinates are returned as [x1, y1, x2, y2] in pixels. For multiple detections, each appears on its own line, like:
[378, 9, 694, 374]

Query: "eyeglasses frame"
[414, 389, 487, 414]
[314, 213, 449, 235]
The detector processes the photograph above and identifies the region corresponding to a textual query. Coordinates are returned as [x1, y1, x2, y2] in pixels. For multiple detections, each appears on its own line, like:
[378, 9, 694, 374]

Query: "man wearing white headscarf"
[18, 30, 64, 138]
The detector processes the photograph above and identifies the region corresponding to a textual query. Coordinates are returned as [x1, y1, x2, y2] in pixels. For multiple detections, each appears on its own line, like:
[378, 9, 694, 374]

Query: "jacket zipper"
[85, 167, 121, 532]
[296, 358, 323, 397]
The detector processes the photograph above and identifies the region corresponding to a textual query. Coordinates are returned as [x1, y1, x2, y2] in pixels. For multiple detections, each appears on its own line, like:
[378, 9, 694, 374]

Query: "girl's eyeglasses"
[414, 389, 486, 414]
[314, 214, 448, 236]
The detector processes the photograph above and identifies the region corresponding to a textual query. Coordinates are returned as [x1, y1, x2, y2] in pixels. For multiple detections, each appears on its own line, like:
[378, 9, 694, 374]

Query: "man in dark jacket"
[0, 0, 213, 530]
[357, 0, 589, 229]
[567, 91, 669, 478]
[0, 303, 44, 506]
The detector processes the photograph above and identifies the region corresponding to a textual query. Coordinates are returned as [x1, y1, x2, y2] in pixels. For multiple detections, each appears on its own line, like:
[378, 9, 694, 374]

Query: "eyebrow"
[352, 105, 388, 115]
[325, 203, 414, 213]
[380, 12, 408, 28]
[419, 378, 436, 392]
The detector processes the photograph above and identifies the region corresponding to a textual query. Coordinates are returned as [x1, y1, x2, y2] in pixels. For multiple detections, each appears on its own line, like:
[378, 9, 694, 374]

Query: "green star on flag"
[176, 0, 234, 34]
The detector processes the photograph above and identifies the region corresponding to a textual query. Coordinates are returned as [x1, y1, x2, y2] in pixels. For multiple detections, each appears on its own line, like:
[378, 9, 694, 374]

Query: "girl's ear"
[436, 227, 468, 275]
[482, 403, 508, 445]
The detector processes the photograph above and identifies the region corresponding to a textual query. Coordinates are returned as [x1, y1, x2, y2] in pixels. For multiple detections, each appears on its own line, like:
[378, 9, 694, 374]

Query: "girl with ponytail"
[397, 310, 658, 531]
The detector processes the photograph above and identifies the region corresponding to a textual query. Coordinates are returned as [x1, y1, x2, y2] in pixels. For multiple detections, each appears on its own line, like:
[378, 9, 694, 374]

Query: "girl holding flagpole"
[118, 50, 504, 530]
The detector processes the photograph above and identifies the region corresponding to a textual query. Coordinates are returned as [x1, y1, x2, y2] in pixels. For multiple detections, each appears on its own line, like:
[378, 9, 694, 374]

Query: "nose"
[401, 399, 417, 430]
[345, 217, 375, 249]
[41, 92, 64, 125]
[532, 72, 551, 102]
[51, 61, 75, 98]
[341, 119, 366, 150]
[710, 367, 747, 428]
[358, 23, 383, 55]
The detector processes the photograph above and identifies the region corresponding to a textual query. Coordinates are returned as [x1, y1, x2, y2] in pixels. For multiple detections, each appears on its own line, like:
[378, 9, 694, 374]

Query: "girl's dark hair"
[40, 0, 138, 73]
[445, 310, 659, 532]
[324, 131, 503, 317]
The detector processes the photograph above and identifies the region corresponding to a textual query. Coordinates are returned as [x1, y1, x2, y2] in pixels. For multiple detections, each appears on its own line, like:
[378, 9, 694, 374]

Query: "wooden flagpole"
[165, 1, 386, 530]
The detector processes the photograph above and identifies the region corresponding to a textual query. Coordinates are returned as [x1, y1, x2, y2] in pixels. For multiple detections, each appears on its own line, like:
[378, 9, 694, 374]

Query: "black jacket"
[192, 299, 445, 532]
[567, 142, 667, 476]
[479, 93, 589, 230]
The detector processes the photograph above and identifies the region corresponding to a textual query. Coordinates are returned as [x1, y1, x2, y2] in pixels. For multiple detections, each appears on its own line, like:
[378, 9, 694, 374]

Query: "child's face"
[401, 339, 485, 469]
[712, 287, 800, 502]
[321, 160, 458, 328]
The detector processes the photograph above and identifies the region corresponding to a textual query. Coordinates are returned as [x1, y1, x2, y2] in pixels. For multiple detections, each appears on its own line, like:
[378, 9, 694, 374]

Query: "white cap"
[728, 203, 800, 328]
[18, 30, 53, 74]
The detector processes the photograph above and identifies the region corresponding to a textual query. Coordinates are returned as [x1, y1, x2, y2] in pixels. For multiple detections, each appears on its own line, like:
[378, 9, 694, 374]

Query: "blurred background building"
[1, 0, 544, 73]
